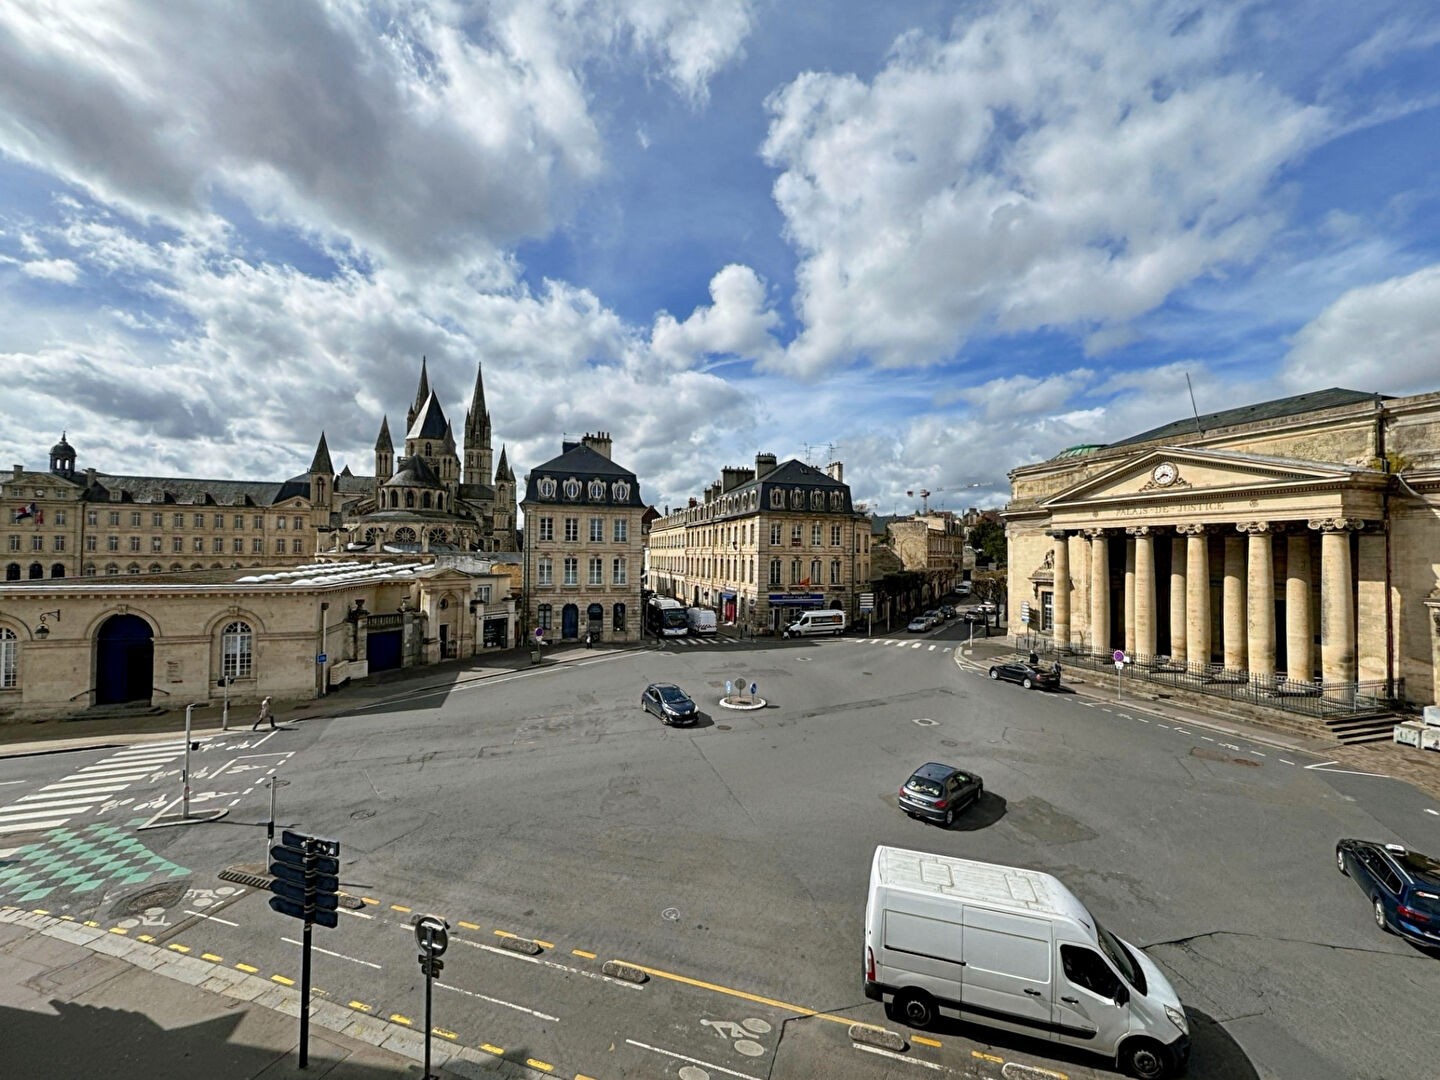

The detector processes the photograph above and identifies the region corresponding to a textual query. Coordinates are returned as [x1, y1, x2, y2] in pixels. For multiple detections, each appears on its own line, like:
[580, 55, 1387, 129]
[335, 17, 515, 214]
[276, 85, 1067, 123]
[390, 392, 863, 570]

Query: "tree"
[969, 520, 1007, 567]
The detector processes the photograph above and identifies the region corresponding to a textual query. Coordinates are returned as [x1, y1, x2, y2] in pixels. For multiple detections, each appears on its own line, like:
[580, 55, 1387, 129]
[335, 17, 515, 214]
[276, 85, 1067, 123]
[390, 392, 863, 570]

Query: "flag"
[12, 502, 34, 523]
[798, 577, 811, 586]
[35, 508, 43, 525]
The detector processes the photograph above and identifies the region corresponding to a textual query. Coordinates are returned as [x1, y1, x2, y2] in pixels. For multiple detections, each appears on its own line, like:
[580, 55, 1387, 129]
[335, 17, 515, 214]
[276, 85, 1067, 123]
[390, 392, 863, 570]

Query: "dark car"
[641, 683, 698, 726]
[1336, 839, 1440, 947]
[897, 762, 983, 828]
[988, 660, 1062, 689]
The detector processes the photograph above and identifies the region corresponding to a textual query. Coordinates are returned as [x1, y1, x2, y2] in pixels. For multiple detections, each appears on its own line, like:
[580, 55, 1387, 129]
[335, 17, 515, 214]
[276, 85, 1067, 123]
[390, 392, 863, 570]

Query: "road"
[1, 621, 1436, 1080]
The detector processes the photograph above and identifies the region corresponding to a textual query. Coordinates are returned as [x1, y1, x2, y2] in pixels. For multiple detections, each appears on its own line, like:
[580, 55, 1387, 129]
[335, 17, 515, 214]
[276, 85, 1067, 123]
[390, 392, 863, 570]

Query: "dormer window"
[563, 478, 581, 500]
[790, 489, 804, 509]
[589, 479, 606, 501]
[830, 491, 844, 510]
[539, 477, 557, 499]
[770, 489, 784, 509]
[811, 490, 824, 509]
[613, 481, 630, 502]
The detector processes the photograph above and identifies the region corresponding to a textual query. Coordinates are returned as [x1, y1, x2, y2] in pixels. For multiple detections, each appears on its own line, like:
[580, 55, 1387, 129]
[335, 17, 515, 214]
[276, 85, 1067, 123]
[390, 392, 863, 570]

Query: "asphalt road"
[2, 621, 1437, 1080]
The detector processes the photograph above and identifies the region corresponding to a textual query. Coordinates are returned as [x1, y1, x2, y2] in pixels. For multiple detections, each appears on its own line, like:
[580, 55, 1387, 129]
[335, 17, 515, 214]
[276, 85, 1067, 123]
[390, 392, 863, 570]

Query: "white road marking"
[1280, 759, 1296, 765]
[0, 780, 27, 787]
[437, 980, 560, 1021]
[17, 785, 128, 801]
[1424, 809, 1439, 817]
[1249, 750, 1265, 757]
[9, 794, 107, 811]
[450, 933, 644, 989]
[1136, 718, 1150, 723]
[0, 805, 98, 823]
[853, 1043, 949, 1071]
[1201, 736, 1214, 742]
[28, 777, 142, 793]
[184, 909, 241, 926]
[0, 819, 70, 834]
[1172, 727, 1190, 734]
[340, 908, 375, 920]
[1304, 761, 1392, 778]
[282, 937, 382, 968]
[927, 645, 936, 651]
[625, 1039, 762, 1080]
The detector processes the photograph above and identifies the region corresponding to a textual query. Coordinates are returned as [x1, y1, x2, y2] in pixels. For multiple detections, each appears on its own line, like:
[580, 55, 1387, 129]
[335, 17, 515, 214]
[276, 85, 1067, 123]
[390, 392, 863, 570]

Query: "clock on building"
[1151, 462, 1179, 487]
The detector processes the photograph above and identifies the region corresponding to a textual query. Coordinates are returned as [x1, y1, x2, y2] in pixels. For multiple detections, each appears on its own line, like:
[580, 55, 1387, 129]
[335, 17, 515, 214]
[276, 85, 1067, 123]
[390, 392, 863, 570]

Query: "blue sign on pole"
[725, 681, 733, 695]
[316, 653, 327, 665]
[750, 682, 758, 696]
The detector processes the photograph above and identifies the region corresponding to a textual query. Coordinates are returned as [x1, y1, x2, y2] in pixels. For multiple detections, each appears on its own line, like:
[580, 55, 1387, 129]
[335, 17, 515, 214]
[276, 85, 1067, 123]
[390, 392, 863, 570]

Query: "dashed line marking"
[361, 897, 380, 906]
[972, 1050, 1004, 1063]
[856, 1043, 945, 1071]
[349, 1001, 372, 1013]
[271, 974, 295, 986]
[436, 977, 562, 1020]
[912, 1035, 943, 1047]
[1280, 759, 1296, 766]
[625, 1039, 762, 1080]
[1249, 750, 1265, 757]
[525, 1060, 554, 1073]
[433, 1027, 458, 1040]
[1172, 727, 1190, 734]
[167, 944, 191, 954]
[109, 927, 129, 935]
[137, 934, 155, 943]
[184, 909, 240, 927]
[201, 953, 223, 963]
[236, 963, 259, 973]
[479, 1044, 505, 1056]
[1136, 718, 1150, 723]
[1426, 809, 1439, 817]
[452, 934, 641, 989]
[1157, 723, 1170, 729]
[390, 905, 412, 914]
[1201, 736, 1214, 741]
[458, 920, 481, 930]
[572, 948, 597, 959]
[390, 1014, 412, 1025]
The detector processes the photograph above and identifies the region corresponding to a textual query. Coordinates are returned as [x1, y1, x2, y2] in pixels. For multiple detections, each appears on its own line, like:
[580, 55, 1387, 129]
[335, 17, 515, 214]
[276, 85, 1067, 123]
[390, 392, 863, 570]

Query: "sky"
[2, 0, 1439, 519]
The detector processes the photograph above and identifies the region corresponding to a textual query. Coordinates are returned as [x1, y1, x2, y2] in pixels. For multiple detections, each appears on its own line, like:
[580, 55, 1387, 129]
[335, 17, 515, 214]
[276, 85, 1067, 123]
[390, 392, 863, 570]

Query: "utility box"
[1421, 728, 1440, 752]
[1422, 704, 1440, 728]
[1394, 721, 1426, 748]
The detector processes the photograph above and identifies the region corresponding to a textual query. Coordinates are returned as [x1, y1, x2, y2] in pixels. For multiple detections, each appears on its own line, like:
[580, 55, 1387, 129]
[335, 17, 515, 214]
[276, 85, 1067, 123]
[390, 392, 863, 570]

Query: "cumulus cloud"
[1281, 264, 1440, 397]
[607, 0, 756, 104]
[20, 257, 78, 283]
[650, 264, 782, 369]
[761, 0, 1328, 376]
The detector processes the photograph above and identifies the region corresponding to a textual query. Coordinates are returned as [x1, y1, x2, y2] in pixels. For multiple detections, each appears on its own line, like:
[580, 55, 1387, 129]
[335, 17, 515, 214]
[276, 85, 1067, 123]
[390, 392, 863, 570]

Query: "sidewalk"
[951, 635, 1440, 803]
[0, 906, 539, 1078]
[0, 641, 623, 760]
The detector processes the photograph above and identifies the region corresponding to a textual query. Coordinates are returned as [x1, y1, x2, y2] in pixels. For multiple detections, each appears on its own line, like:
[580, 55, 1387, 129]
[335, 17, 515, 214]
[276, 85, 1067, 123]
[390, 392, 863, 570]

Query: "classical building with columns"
[1004, 387, 1440, 708]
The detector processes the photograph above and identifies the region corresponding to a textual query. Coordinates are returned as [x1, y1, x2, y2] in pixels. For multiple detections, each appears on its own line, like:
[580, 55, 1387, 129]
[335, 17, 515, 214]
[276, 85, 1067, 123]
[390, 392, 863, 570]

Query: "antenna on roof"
[1185, 372, 1204, 436]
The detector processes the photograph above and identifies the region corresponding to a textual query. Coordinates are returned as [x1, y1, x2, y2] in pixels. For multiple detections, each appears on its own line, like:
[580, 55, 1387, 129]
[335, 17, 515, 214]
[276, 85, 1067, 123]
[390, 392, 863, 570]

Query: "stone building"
[885, 513, 966, 599]
[520, 433, 645, 644]
[2, 359, 516, 584]
[647, 455, 871, 633]
[1003, 387, 1440, 708]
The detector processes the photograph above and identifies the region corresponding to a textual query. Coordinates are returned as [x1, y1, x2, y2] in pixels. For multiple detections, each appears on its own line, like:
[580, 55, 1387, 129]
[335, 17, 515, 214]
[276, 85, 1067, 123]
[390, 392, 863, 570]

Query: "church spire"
[407, 356, 430, 432]
[375, 416, 393, 452]
[495, 444, 511, 482]
[308, 431, 334, 475]
[463, 359, 493, 486]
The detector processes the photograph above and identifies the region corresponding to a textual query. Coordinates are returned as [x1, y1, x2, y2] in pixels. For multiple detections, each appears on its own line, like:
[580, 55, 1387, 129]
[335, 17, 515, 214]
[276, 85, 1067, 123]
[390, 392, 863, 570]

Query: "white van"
[783, 609, 846, 637]
[686, 606, 718, 635]
[864, 846, 1189, 1079]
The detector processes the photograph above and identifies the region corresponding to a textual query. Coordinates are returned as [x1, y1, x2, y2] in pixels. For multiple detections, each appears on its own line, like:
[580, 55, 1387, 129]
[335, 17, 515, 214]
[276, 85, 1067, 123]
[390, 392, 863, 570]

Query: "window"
[0, 627, 15, 689]
[85, 536, 96, 552]
[539, 478, 557, 499]
[590, 517, 604, 543]
[831, 491, 844, 510]
[192, 537, 204, 552]
[173, 537, 183, 552]
[84, 563, 95, 576]
[790, 558, 801, 584]
[31, 535, 43, 551]
[214, 514, 225, 529]
[613, 519, 628, 543]
[234, 515, 244, 529]
[150, 536, 162, 553]
[810, 559, 821, 584]
[108, 511, 120, 526]
[253, 515, 263, 530]
[129, 537, 141, 552]
[233, 538, 244, 554]
[292, 539, 302, 554]
[538, 557, 553, 586]
[589, 556, 603, 585]
[422, 491, 431, 509]
[830, 560, 841, 585]
[105, 563, 118, 575]
[537, 603, 552, 631]
[1060, 945, 1120, 999]
[277, 516, 287, 530]
[293, 516, 303, 530]
[148, 563, 161, 574]
[589, 479, 605, 500]
[152, 512, 163, 527]
[477, 585, 491, 603]
[193, 513, 204, 528]
[1041, 591, 1054, 632]
[54, 510, 65, 526]
[221, 621, 253, 679]
[7, 536, 17, 551]
[612, 481, 630, 501]
[211, 537, 222, 553]
[770, 488, 784, 509]
[770, 524, 781, 545]
[53, 536, 65, 552]
[563, 556, 578, 585]
[831, 524, 842, 546]
[252, 538, 263, 553]
[811, 490, 824, 509]
[107, 536, 119, 551]
[538, 517, 554, 542]
[172, 512, 183, 527]
[612, 558, 627, 585]
[563, 478, 581, 499]
[126, 563, 140, 574]
[612, 603, 626, 631]
[812, 524, 822, 546]
[769, 558, 781, 585]
[791, 490, 804, 509]
[87, 510, 98, 526]
[275, 539, 285, 554]
[791, 524, 802, 546]
[564, 518, 579, 543]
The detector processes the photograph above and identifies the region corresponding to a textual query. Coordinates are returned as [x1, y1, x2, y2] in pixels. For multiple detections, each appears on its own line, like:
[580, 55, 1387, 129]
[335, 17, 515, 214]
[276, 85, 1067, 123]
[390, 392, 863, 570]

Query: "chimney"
[581, 431, 613, 460]
[11, 465, 21, 481]
[721, 466, 751, 493]
[86, 467, 96, 487]
[825, 460, 844, 483]
[754, 452, 777, 479]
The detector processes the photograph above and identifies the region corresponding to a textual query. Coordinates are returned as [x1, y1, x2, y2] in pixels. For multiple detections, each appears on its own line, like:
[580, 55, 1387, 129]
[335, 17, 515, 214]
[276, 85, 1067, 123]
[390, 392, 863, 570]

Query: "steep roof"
[1109, 387, 1388, 448]
[384, 455, 444, 488]
[531, 442, 637, 479]
[375, 416, 393, 453]
[89, 474, 309, 507]
[405, 391, 449, 441]
[308, 432, 333, 475]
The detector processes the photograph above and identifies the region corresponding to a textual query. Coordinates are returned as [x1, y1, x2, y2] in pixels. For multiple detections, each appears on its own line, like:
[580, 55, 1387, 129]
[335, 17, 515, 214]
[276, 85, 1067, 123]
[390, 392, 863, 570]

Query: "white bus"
[646, 596, 690, 637]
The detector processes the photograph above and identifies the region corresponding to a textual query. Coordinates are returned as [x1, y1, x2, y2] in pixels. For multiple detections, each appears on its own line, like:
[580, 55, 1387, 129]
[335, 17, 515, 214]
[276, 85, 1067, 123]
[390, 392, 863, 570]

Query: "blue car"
[1336, 839, 1440, 947]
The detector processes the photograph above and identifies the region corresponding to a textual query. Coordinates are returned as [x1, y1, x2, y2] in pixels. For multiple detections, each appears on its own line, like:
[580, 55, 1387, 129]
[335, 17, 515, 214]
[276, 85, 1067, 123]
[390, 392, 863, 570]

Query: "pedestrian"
[1028, 650, 1040, 667]
[251, 695, 276, 731]
[585, 630, 593, 649]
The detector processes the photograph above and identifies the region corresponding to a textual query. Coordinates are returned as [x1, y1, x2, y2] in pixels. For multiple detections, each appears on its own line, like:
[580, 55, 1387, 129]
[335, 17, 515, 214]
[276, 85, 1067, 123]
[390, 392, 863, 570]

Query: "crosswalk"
[658, 635, 955, 653]
[0, 741, 192, 836]
[852, 638, 954, 652]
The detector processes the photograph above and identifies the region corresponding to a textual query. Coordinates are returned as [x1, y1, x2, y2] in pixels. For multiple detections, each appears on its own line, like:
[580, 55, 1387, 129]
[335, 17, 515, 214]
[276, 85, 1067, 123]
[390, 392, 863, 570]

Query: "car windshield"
[658, 687, 689, 703]
[1094, 921, 1147, 995]
[906, 777, 943, 797]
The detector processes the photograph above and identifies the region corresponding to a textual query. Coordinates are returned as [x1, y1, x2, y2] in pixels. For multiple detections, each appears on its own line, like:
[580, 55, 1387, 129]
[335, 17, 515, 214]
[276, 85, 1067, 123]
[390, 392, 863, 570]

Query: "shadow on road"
[945, 790, 1007, 831]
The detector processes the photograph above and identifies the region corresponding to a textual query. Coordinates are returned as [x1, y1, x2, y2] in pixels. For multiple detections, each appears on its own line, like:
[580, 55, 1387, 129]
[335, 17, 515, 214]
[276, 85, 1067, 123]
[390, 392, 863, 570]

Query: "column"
[1222, 534, 1247, 672]
[1312, 518, 1357, 686]
[1128, 527, 1156, 658]
[1286, 533, 1313, 683]
[1169, 535, 1186, 666]
[1049, 531, 1071, 650]
[1178, 524, 1209, 672]
[1088, 530, 1110, 656]
[1123, 538, 1137, 654]
[1239, 523, 1275, 680]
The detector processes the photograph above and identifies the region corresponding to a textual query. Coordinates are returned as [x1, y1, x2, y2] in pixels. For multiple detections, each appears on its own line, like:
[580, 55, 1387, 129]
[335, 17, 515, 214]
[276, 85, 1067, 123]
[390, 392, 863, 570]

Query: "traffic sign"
[316, 653, 327, 664]
[268, 896, 339, 928]
[1112, 650, 1125, 663]
[283, 830, 339, 857]
[859, 592, 875, 612]
[270, 844, 310, 871]
[415, 914, 449, 957]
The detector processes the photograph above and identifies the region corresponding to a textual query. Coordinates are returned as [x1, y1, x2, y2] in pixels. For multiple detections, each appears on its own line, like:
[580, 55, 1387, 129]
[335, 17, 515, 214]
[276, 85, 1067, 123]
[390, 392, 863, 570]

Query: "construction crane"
[906, 488, 945, 514]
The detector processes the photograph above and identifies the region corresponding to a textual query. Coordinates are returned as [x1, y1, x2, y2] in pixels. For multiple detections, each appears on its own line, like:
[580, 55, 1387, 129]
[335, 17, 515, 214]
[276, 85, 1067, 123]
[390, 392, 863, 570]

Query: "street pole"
[299, 919, 312, 1069]
[264, 776, 289, 862]
[319, 602, 329, 697]
[221, 677, 230, 732]
[424, 956, 434, 1078]
[181, 703, 197, 819]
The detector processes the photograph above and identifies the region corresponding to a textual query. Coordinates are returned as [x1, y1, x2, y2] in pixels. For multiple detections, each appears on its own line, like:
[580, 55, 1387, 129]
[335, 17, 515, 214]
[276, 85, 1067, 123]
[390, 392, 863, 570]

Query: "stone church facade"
[1004, 387, 1440, 709]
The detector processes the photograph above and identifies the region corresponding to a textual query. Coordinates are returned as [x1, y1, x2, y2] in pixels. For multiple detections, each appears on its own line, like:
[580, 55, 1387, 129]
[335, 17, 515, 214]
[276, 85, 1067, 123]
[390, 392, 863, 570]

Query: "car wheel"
[1336, 848, 1348, 876]
[893, 989, 937, 1030]
[943, 808, 955, 828]
[989, 668, 1000, 680]
[1374, 897, 1391, 932]
[1022, 677, 1034, 689]
[1119, 1037, 1170, 1080]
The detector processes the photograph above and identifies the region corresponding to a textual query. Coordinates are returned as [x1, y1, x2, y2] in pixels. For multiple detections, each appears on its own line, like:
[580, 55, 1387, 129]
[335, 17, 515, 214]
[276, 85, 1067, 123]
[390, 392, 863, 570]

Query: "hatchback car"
[988, 660, 1061, 689]
[907, 617, 931, 633]
[641, 683, 698, 725]
[897, 762, 983, 828]
[1336, 839, 1440, 947]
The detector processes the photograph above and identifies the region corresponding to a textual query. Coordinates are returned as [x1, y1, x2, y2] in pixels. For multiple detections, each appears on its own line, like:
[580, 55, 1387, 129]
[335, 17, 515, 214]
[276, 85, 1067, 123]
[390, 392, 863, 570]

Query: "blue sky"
[1, 1, 1438, 517]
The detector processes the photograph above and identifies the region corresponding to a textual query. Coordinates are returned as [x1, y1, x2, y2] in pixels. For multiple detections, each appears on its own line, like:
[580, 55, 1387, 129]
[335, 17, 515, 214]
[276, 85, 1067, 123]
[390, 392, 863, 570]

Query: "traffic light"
[268, 831, 342, 929]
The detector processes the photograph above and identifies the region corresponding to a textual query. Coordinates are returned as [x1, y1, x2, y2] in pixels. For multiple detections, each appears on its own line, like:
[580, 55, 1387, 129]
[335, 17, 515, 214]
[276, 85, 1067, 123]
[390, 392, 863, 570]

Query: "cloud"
[650, 263, 782, 369]
[1281, 264, 1440, 397]
[21, 257, 78, 283]
[760, 0, 1328, 377]
[607, 0, 757, 104]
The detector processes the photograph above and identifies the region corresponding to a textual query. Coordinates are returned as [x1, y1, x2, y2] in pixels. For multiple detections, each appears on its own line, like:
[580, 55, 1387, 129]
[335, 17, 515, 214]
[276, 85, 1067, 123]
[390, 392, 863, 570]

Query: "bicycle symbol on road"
[699, 1016, 772, 1057]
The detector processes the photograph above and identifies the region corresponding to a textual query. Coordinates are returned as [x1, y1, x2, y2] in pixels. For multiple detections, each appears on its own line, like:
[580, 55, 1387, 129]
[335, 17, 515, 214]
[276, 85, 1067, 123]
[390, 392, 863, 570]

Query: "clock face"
[1152, 462, 1178, 487]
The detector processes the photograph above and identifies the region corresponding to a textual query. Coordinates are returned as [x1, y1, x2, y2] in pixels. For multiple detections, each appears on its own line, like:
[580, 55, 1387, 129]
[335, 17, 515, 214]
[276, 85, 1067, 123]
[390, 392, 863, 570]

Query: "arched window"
[425, 442, 432, 456]
[148, 563, 162, 574]
[405, 490, 415, 508]
[563, 478, 581, 500]
[6, 563, 20, 580]
[389, 490, 398, 508]
[127, 563, 140, 574]
[394, 527, 417, 544]
[169, 563, 182, 572]
[104, 563, 119, 575]
[50, 563, 65, 578]
[422, 491, 431, 509]
[589, 479, 605, 500]
[437, 494, 444, 510]
[84, 563, 97, 576]
[428, 527, 448, 544]
[221, 621, 253, 679]
[28, 562, 43, 579]
[0, 627, 16, 688]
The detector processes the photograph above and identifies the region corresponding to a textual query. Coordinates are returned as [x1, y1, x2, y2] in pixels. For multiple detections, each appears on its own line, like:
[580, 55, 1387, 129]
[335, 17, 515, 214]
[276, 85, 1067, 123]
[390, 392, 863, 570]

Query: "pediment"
[1043, 448, 1365, 509]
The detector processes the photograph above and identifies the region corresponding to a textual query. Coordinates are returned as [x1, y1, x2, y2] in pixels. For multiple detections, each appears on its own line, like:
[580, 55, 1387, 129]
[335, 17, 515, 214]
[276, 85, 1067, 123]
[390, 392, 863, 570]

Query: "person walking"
[584, 630, 593, 649]
[251, 695, 276, 731]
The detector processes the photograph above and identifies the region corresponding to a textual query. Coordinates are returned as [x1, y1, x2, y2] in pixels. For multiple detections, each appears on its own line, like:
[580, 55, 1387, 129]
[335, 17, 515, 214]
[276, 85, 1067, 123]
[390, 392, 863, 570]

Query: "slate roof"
[384, 455, 443, 488]
[88, 474, 309, 507]
[309, 433, 333, 475]
[405, 392, 450, 441]
[525, 443, 643, 505]
[1108, 388, 1388, 448]
[375, 416, 393, 452]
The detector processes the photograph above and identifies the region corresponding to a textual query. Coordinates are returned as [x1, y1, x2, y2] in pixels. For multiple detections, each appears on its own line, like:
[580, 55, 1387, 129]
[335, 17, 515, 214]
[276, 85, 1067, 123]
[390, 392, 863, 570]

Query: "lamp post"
[34, 610, 61, 639]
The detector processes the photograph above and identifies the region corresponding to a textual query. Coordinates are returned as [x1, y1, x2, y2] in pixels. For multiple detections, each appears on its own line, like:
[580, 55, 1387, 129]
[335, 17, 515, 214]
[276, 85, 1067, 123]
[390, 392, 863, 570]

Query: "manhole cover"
[350, 808, 376, 821]
[111, 881, 188, 917]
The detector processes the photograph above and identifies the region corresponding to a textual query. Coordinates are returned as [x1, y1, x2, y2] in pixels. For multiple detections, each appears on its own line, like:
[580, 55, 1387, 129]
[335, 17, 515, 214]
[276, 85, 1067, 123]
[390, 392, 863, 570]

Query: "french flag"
[12, 502, 35, 523]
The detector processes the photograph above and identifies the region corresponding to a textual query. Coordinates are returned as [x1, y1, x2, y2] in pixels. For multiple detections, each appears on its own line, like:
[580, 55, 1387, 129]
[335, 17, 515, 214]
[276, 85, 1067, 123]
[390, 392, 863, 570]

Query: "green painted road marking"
[0, 824, 191, 906]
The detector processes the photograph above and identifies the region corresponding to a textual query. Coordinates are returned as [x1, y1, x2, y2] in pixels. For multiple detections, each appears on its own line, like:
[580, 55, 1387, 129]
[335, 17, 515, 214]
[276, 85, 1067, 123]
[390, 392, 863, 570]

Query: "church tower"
[406, 356, 430, 434]
[463, 360, 493, 487]
[374, 416, 394, 504]
[308, 431, 335, 534]
[493, 445, 516, 551]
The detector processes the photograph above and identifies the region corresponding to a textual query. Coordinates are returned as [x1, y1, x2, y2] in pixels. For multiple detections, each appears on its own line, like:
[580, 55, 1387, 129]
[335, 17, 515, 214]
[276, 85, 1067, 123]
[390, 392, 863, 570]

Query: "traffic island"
[718, 695, 767, 711]
[601, 960, 649, 984]
[849, 1022, 906, 1052]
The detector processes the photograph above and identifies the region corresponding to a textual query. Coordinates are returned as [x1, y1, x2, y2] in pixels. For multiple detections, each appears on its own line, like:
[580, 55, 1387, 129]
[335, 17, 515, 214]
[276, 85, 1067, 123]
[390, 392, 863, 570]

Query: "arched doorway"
[29, 562, 43, 579]
[561, 604, 579, 639]
[586, 603, 603, 639]
[95, 614, 155, 705]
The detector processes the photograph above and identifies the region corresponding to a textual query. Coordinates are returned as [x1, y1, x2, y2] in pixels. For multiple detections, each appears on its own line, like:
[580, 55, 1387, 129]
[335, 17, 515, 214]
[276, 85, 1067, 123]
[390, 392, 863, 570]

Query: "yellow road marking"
[479, 1044, 504, 1055]
[457, 920, 481, 931]
[33, 908, 49, 915]
[571, 949, 597, 959]
[577, 1075, 599, 1080]
[84, 921, 100, 928]
[525, 1059, 554, 1073]
[390, 1014, 412, 1025]
[972, 1050, 1004, 1063]
[615, 960, 856, 1027]
[535, 938, 554, 949]
[361, 897, 380, 906]
[201, 953, 223, 963]
[493, 929, 516, 939]
[391, 905, 412, 914]
[433, 1027, 458, 1040]
[349, 1001, 372, 1013]
[168, 944, 191, 954]
[271, 975, 295, 986]
[137, 934, 155, 943]
[913, 1036, 942, 1048]
[109, 927, 129, 935]
[236, 963, 259, 974]
[60, 914, 76, 921]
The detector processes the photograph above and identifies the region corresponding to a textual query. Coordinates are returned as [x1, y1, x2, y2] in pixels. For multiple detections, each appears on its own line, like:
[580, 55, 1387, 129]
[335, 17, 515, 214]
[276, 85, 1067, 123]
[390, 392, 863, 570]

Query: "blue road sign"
[316, 653, 327, 664]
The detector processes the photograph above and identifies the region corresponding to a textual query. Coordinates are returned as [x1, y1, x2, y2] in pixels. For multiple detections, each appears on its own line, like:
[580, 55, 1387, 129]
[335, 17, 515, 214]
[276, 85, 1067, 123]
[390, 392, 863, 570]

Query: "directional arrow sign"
[268, 896, 339, 928]
[271, 863, 339, 893]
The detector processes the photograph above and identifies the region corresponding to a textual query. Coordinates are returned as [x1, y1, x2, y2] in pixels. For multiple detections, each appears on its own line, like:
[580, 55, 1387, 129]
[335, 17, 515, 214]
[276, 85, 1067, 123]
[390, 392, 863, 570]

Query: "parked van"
[686, 606, 718, 635]
[864, 846, 1189, 1079]
[783, 609, 846, 637]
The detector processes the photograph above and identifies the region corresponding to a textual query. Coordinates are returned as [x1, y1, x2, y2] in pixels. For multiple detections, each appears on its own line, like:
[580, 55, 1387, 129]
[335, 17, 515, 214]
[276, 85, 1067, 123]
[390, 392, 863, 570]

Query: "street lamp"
[34, 610, 61, 639]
